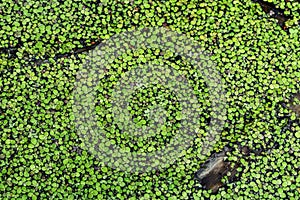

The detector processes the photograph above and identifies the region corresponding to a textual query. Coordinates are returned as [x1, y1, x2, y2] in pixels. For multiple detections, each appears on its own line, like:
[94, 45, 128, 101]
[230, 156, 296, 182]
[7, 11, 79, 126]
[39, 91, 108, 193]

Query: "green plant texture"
[0, 0, 300, 199]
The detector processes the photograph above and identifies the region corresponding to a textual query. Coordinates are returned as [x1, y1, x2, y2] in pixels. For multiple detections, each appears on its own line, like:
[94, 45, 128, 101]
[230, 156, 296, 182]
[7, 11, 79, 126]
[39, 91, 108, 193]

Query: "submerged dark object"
[195, 146, 252, 193]
[195, 152, 230, 193]
[288, 93, 300, 115]
[194, 140, 278, 193]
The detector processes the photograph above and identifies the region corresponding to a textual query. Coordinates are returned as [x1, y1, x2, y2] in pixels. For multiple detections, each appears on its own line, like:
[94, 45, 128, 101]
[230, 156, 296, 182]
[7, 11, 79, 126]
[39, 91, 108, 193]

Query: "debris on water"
[195, 151, 230, 193]
[253, 0, 292, 30]
[194, 145, 253, 193]
[288, 93, 300, 115]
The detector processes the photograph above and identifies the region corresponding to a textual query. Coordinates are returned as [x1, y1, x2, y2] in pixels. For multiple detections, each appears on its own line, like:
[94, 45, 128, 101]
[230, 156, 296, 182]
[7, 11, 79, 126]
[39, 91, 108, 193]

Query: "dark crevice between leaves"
[253, 0, 297, 30]
[0, 38, 23, 59]
[36, 39, 103, 66]
[0, 39, 103, 65]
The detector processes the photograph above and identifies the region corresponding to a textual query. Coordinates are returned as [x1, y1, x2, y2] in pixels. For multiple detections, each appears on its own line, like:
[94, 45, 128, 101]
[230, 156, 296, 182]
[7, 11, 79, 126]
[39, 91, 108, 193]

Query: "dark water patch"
[253, 0, 297, 30]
